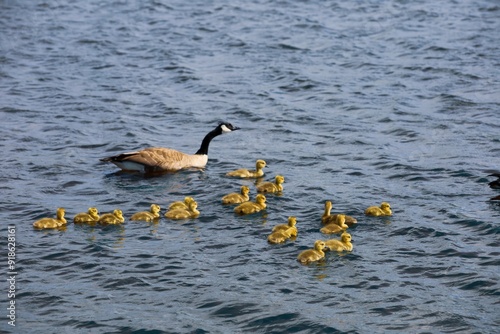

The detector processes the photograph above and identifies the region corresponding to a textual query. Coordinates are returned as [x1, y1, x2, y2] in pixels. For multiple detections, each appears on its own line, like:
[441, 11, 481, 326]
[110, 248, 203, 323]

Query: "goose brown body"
[101, 123, 239, 173]
[74, 207, 100, 224]
[226, 159, 267, 178]
[33, 208, 67, 229]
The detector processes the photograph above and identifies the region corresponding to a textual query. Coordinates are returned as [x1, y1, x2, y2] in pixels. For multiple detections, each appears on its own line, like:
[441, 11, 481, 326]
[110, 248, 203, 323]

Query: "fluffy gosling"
[226, 159, 266, 178]
[74, 207, 100, 224]
[297, 240, 326, 264]
[234, 194, 267, 215]
[98, 209, 125, 225]
[165, 201, 200, 220]
[33, 208, 67, 229]
[322, 201, 357, 226]
[257, 175, 285, 194]
[323, 232, 353, 252]
[320, 214, 348, 234]
[222, 186, 250, 204]
[365, 202, 392, 216]
[168, 196, 195, 211]
[131, 204, 161, 222]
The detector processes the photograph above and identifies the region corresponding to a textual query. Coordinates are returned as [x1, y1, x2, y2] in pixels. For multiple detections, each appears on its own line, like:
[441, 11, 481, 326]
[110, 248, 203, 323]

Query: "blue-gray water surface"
[1, 0, 499, 333]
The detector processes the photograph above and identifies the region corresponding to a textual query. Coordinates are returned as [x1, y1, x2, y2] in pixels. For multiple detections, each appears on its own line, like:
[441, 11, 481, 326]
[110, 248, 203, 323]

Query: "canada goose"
[131, 204, 161, 222]
[488, 172, 500, 189]
[165, 201, 200, 219]
[267, 229, 295, 244]
[98, 209, 125, 225]
[297, 240, 326, 264]
[320, 214, 348, 234]
[257, 175, 285, 193]
[365, 202, 392, 216]
[323, 232, 353, 252]
[226, 159, 267, 178]
[74, 207, 100, 224]
[234, 194, 267, 215]
[222, 186, 250, 204]
[272, 216, 298, 236]
[100, 122, 240, 173]
[33, 208, 67, 229]
[321, 201, 357, 226]
[168, 197, 195, 211]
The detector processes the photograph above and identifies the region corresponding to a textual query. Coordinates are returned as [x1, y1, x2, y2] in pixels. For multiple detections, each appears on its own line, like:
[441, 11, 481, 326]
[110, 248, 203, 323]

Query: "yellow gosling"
[257, 175, 285, 194]
[234, 194, 267, 215]
[324, 232, 353, 252]
[168, 196, 195, 211]
[320, 214, 348, 234]
[321, 200, 357, 226]
[33, 208, 67, 229]
[297, 240, 326, 264]
[365, 202, 392, 216]
[222, 186, 250, 204]
[131, 204, 161, 222]
[74, 207, 100, 224]
[267, 229, 294, 244]
[272, 216, 298, 237]
[165, 201, 200, 220]
[98, 209, 125, 225]
[226, 159, 266, 178]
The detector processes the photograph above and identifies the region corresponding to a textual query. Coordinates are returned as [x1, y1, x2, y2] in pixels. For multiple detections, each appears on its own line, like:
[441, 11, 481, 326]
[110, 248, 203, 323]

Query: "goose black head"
[218, 122, 240, 133]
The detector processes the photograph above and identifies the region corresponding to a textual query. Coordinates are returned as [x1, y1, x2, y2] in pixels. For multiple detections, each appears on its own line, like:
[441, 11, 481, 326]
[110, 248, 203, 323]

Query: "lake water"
[1, 0, 499, 333]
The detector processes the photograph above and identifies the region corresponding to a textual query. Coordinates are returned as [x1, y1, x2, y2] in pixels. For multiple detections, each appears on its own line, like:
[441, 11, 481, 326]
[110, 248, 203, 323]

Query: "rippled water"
[1, 0, 499, 333]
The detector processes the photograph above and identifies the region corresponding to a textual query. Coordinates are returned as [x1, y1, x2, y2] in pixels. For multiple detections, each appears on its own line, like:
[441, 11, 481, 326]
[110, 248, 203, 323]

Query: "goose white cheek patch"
[221, 124, 231, 133]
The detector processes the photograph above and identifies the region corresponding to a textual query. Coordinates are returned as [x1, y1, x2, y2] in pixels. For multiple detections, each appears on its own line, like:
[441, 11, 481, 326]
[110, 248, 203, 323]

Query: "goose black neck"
[195, 128, 221, 155]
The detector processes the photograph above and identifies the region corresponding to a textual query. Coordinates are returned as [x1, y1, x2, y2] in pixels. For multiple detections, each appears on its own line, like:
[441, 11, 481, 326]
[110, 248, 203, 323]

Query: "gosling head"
[150, 204, 161, 214]
[88, 207, 99, 218]
[381, 202, 392, 215]
[188, 201, 198, 210]
[255, 194, 266, 204]
[314, 240, 326, 251]
[56, 208, 65, 218]
[113, 209, 123, 218]
[325, 201, 333, 210]
[241, 186, 250, 195]
[275, 175, 285, 184]
[184, 196, 195, 204]
[256, 160, 267, 170]
[288, 216, 297, 227]
[341, 232, 352, 243]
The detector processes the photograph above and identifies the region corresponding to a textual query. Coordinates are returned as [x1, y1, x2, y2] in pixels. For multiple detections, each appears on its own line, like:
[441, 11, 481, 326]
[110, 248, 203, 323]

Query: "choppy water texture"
[1, 0, 500, 333]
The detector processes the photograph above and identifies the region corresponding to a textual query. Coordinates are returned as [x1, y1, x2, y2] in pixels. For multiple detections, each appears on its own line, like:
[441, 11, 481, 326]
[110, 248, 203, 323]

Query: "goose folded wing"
[117, 148, 192, 171]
